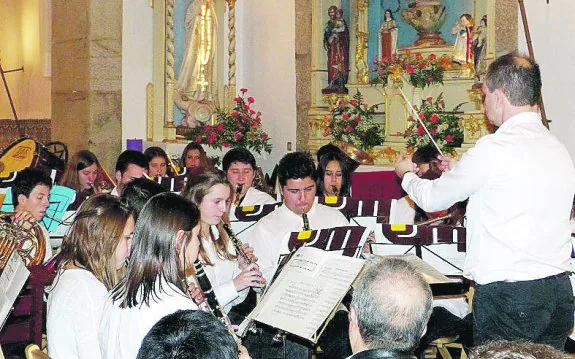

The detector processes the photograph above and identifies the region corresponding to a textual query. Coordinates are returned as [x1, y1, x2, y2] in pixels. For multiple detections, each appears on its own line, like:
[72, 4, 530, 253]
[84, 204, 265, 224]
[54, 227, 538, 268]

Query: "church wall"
[121, 0, 152, 142]
[518, 0, 575, 163]
[0, 0, 51, 121]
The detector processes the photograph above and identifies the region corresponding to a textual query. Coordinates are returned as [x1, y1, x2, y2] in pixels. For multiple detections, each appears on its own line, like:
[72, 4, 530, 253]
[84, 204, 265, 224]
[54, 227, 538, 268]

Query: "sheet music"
[381, 253, 453, 284]
[250, 247, 363, 342]
[0, 252, 30, 330]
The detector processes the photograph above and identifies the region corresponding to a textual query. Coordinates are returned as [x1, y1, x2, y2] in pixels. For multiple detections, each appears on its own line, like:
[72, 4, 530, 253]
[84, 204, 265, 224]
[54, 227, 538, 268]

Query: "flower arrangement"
[323, 91, 384, 151]
[402, 93, 464, 155]
[372, 52, 451, 89]
[185, 89, 272, 155]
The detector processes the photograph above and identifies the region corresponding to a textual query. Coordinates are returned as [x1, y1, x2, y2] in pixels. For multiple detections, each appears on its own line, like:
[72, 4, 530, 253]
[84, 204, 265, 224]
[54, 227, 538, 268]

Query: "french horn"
[0, 215, 46, 270]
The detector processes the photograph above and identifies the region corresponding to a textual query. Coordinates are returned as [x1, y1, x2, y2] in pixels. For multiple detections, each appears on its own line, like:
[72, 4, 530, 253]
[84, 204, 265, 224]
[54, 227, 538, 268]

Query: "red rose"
[417, 126, 424, 135]
[236, 122, 243, 129]
[223, 142, 230, 148]
[350, 99, 357, 106]
[429, 54, 437, 60]
[261, 132, 268, 140]
[343, 113, 350, 120]
[354, 116, 361, 124]
[207, 132, 217, 144]
[407, 65, 415, 74]
[346, 126, 354, 133]
[234, 97, 242, 102]
[430, 128, 437, 136]
[194, 135, 202, 143]
[234, 132, 243, 141]
[426, 97, 433, 103]
[445, 134, 454, 143]
[216, 123, 224, 132]
[247, 97, 255, 104]
[250, 119, 259, 127]
[415, 52, 422, 58]
[418, 112, 425, 121]
[241, 114, 248, 119]
[240, 88, 248, 93]
[430, 114, 439, 123]
[232, 111, 240, 118]
[203, 124, 211, 132]
[249, 109, 256, 115]
[243, 105, 250, 111]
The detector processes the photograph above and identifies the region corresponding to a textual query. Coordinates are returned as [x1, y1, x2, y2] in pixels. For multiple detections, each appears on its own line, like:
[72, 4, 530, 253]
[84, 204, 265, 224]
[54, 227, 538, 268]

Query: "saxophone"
[192, 259, 242, 344]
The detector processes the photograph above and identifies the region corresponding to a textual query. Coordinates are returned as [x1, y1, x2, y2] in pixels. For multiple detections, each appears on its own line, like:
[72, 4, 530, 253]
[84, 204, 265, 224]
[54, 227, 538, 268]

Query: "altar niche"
[307, 0, 518, 166]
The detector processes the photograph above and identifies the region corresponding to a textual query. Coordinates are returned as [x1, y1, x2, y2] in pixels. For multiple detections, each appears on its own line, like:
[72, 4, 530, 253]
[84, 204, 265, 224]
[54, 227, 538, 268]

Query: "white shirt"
[99, 278, 198, 359]
[402, 112, 575, 285]
[250, 202, 349, 283]
[201, 225, 247, 311]
[47, 269, 107, 359]
[229, 187, 276, 220]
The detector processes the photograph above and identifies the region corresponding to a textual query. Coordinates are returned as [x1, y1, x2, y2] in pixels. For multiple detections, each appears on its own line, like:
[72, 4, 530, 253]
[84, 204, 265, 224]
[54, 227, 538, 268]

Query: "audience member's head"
[12, 168, 53, 221]
[144, 147, 174, 178]
[114, 150, 148, 195]
[137, 310, 239, 359]
[277, 152, 316, 215]
[470, 340, 566, 359]
[222, 148, 256, 200]
[349, 257, 433, 355]
[60, 194, 133, 289]
[112, 192, 201, 308]
[60, 150, 100, 192]
[121, 177, 166, 221]
[483, 53, 541, 126]
[180, 142, 210, 170]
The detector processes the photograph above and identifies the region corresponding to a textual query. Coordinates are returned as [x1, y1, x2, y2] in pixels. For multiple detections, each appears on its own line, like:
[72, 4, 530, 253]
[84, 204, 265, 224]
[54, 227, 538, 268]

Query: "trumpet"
[233, 184, 243, 206]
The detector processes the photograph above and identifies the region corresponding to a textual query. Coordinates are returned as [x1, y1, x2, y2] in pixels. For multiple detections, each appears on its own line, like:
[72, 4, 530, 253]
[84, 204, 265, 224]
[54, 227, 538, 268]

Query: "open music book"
[0, 251, 30, 330]
[240, 246, 364, 343]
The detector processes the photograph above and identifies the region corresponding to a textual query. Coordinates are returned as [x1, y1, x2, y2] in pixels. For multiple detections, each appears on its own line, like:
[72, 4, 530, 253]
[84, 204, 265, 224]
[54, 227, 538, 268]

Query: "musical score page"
[250, 246, 363, 342]
[0, 252, 30, 330]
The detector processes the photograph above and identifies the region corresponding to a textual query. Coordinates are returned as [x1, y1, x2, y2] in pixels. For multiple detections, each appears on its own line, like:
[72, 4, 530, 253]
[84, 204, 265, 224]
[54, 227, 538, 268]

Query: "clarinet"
[331, 185, 339, 196]
[233, 183, 244, 206]
[192, 259, 242, 344]
[302, 212, 310, 231]
[222, 222, 252, 265]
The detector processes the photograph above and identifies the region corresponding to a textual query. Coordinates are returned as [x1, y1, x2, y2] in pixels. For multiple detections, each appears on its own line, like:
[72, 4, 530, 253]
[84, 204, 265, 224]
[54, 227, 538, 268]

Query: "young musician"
[250, 152, 349, 283]
[180, 142, 211, 170]
[60, 150, 101, 208]
[112, 150, 148, 197]
[120, 177, 166, 221]
[47, 194, 134, 359]
[222, 148, 276, 218]
[181, 169, 265, 311]
[316, 143, 358, 197]
[12, 168, 54, 262]
[144, 146, 175, 177]
[99, 193, 202, 359]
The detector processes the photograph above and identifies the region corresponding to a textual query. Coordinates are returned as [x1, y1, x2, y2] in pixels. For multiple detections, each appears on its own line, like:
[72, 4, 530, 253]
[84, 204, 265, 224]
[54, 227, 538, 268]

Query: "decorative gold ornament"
[322, 93, 349, 111]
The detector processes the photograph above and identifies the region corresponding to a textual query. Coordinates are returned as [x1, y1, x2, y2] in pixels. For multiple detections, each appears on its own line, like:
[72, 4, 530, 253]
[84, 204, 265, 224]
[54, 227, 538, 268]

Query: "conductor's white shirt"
[402, 112, 575, 285]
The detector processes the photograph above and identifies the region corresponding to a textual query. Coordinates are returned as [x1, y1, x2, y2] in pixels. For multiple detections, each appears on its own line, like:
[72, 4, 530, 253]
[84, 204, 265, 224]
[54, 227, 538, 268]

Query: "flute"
[191, 259, 242, 344]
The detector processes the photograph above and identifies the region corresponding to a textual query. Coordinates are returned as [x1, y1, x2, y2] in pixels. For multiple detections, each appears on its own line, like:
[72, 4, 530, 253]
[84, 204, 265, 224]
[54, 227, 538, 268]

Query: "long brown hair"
[180, 169, 235, 265]
[60, 194, 131, 290]
[60, 150, 99, 192]
[111, 192, 200, 308]
[180, 142, 211, 169]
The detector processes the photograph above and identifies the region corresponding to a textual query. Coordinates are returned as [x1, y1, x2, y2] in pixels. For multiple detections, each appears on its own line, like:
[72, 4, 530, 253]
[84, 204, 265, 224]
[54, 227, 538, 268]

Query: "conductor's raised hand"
[437, 154, 457, 172]
[233, 263, 266, 291]
[395, 154, 417, 179]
